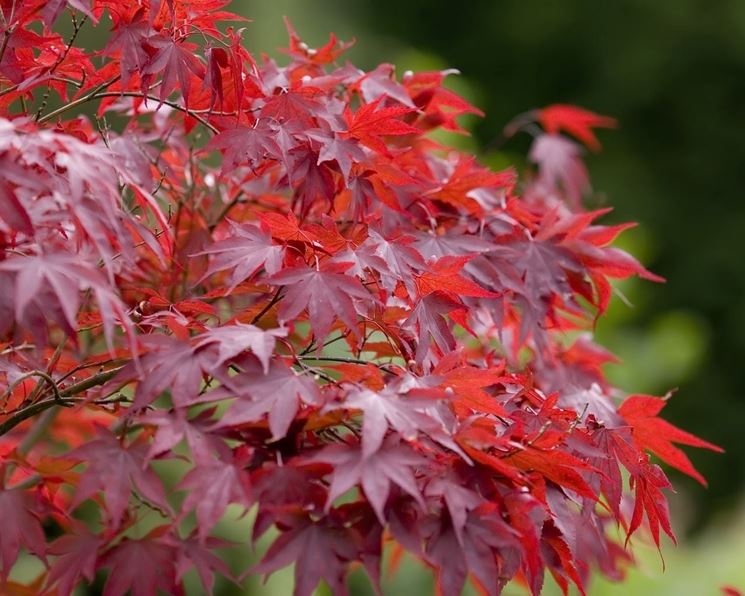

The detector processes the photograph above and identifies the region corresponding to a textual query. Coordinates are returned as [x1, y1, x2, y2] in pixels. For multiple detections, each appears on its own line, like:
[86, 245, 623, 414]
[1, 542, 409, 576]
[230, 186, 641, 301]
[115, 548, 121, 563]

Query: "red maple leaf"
[538, 104, 617, 151]
[344, 96, 419, 154]
[68, 431, 170, 526]
[251, 510, 361, 596]
[213, 359, 321, 440]
[46, 525, 105, 595]
[178, 459, 251, 541]
[618, 394, 723, 485]
[142, 34, 206, 107]
[416, 255, 497, 299]
[99, 531, 176, 596]
[268, 262, 371, 343]
[311, 437, 425, 523]
[0, 487, 47, 580]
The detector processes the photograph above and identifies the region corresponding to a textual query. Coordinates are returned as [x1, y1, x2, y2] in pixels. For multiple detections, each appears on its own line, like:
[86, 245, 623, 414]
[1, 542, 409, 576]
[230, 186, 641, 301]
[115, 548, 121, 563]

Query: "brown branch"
[35, 13, 88, 120]
[38, 89, 219, 134]
[0, 365, 125, 438]
[36, 75, 121, 122]
[1, 370, 65, 409]
[250, 287, 284, 325]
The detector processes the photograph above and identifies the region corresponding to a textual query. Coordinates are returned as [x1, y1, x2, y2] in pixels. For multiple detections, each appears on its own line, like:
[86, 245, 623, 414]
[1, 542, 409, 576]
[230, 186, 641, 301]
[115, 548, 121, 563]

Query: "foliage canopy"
[0, 0, 720, 594]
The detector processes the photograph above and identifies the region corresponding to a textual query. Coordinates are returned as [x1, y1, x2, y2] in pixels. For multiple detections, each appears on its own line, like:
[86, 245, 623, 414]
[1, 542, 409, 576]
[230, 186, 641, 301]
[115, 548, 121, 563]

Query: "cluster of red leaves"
[0, 1, 721, 594]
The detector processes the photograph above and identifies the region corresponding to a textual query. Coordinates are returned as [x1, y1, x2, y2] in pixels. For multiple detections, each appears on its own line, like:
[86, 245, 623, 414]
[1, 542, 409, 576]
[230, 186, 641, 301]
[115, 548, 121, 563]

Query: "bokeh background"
[232, 0, 744, 594]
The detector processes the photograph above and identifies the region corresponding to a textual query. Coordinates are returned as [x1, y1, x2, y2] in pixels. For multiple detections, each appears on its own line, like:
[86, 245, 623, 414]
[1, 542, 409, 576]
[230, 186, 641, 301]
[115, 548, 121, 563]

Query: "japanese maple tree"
[0, 1, 722, 594]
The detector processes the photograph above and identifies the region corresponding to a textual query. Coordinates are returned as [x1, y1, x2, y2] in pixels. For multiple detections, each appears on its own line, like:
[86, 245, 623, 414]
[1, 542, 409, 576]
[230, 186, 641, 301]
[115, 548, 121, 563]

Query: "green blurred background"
[237, 0, 745, 593]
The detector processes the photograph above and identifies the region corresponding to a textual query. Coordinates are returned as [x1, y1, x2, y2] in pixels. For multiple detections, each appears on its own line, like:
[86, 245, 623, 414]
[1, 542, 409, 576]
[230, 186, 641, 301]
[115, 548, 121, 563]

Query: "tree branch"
[0, 365, 125, 438]
[38, 89, 219, 134]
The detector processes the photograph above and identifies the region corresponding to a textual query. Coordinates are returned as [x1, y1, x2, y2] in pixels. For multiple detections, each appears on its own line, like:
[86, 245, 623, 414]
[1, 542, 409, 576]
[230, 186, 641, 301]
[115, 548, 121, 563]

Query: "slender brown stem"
[37, 75, 121, 123]
[35, 14, 88, 120]
[18, 409, 59, 455]
[38, 89, 219, 134]
[298, 355, 396, 373]
[1, 370, 64, 408]
[209, 191, 244, 231]
[0, 27, 11, 67]
[250, 288, 283, 325]
[0, 365, 125, 437]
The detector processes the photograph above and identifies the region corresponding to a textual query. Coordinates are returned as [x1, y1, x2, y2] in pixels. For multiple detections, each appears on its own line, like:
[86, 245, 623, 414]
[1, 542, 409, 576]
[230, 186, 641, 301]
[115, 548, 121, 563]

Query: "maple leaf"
[405, 69, 485, 133]
[102, 10, 152, 85]
[358, 229, 425, 294]
[140, 407, 230, 464]
[311, 437, 425, 523]
[46, 525, 105, 595]
[287, 145, 337, 214]
[170, 533, 236, 594]
[0, 181, 33, 234]
[197, 221, 285, 291]
[344, 96, 419, 154]
[507, 447, 599, 501]
[206, 120, 282, 173]
[261, 88, 326, 128]
[283, 18, 355, 66]
[538, 104, 617, 151]
[340, 385, 441, 457]
[204, 45, 227, 109]
[40, 0, 94, 28]
[412, 230, 495, 260]
[403, 291, 464, 363]
[618, 394, 723, 485]
[99, 531, 176, 596]
[268, 262, 371, 343]
[0, 487, 47, 580]
[424, 505, 522, 596]
[251, 511, 360, 596]
[178, 459, 251, 541]
[0, 251, 129, 347]
[426, 156, 514, 213]
[529, 134, 590, 209]
[308, 129, 367, 181]
[628, 460, 675, 548]
[356, 63, 415, 107]
[416, 255, 497, 299]
[113, 335, 219, 410]
[68, 432, 170, 526]
[142, 34, 206, 107]
[194, 323, 286, 373]
[213, 359, 321, 440]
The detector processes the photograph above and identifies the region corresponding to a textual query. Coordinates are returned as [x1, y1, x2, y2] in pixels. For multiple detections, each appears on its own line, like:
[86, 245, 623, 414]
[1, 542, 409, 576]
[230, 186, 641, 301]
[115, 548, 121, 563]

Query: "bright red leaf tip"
[539, 104, 618, 150]
[619, 394, 723, 485]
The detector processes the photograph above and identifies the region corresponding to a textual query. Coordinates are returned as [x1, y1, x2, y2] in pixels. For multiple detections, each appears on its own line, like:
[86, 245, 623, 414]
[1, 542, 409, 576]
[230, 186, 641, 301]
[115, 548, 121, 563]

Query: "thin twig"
[2, 370, 65, 407]
[37, 75, 121, 123]
[35, 13, 88, 120]
[299, 355, 395, 374]
[0, 27, 12, 67]
[0, 365, 126, 438]
[250, 287, 283, 325]
[209, 191, 244, 231]
[39, 89, 219, 134]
